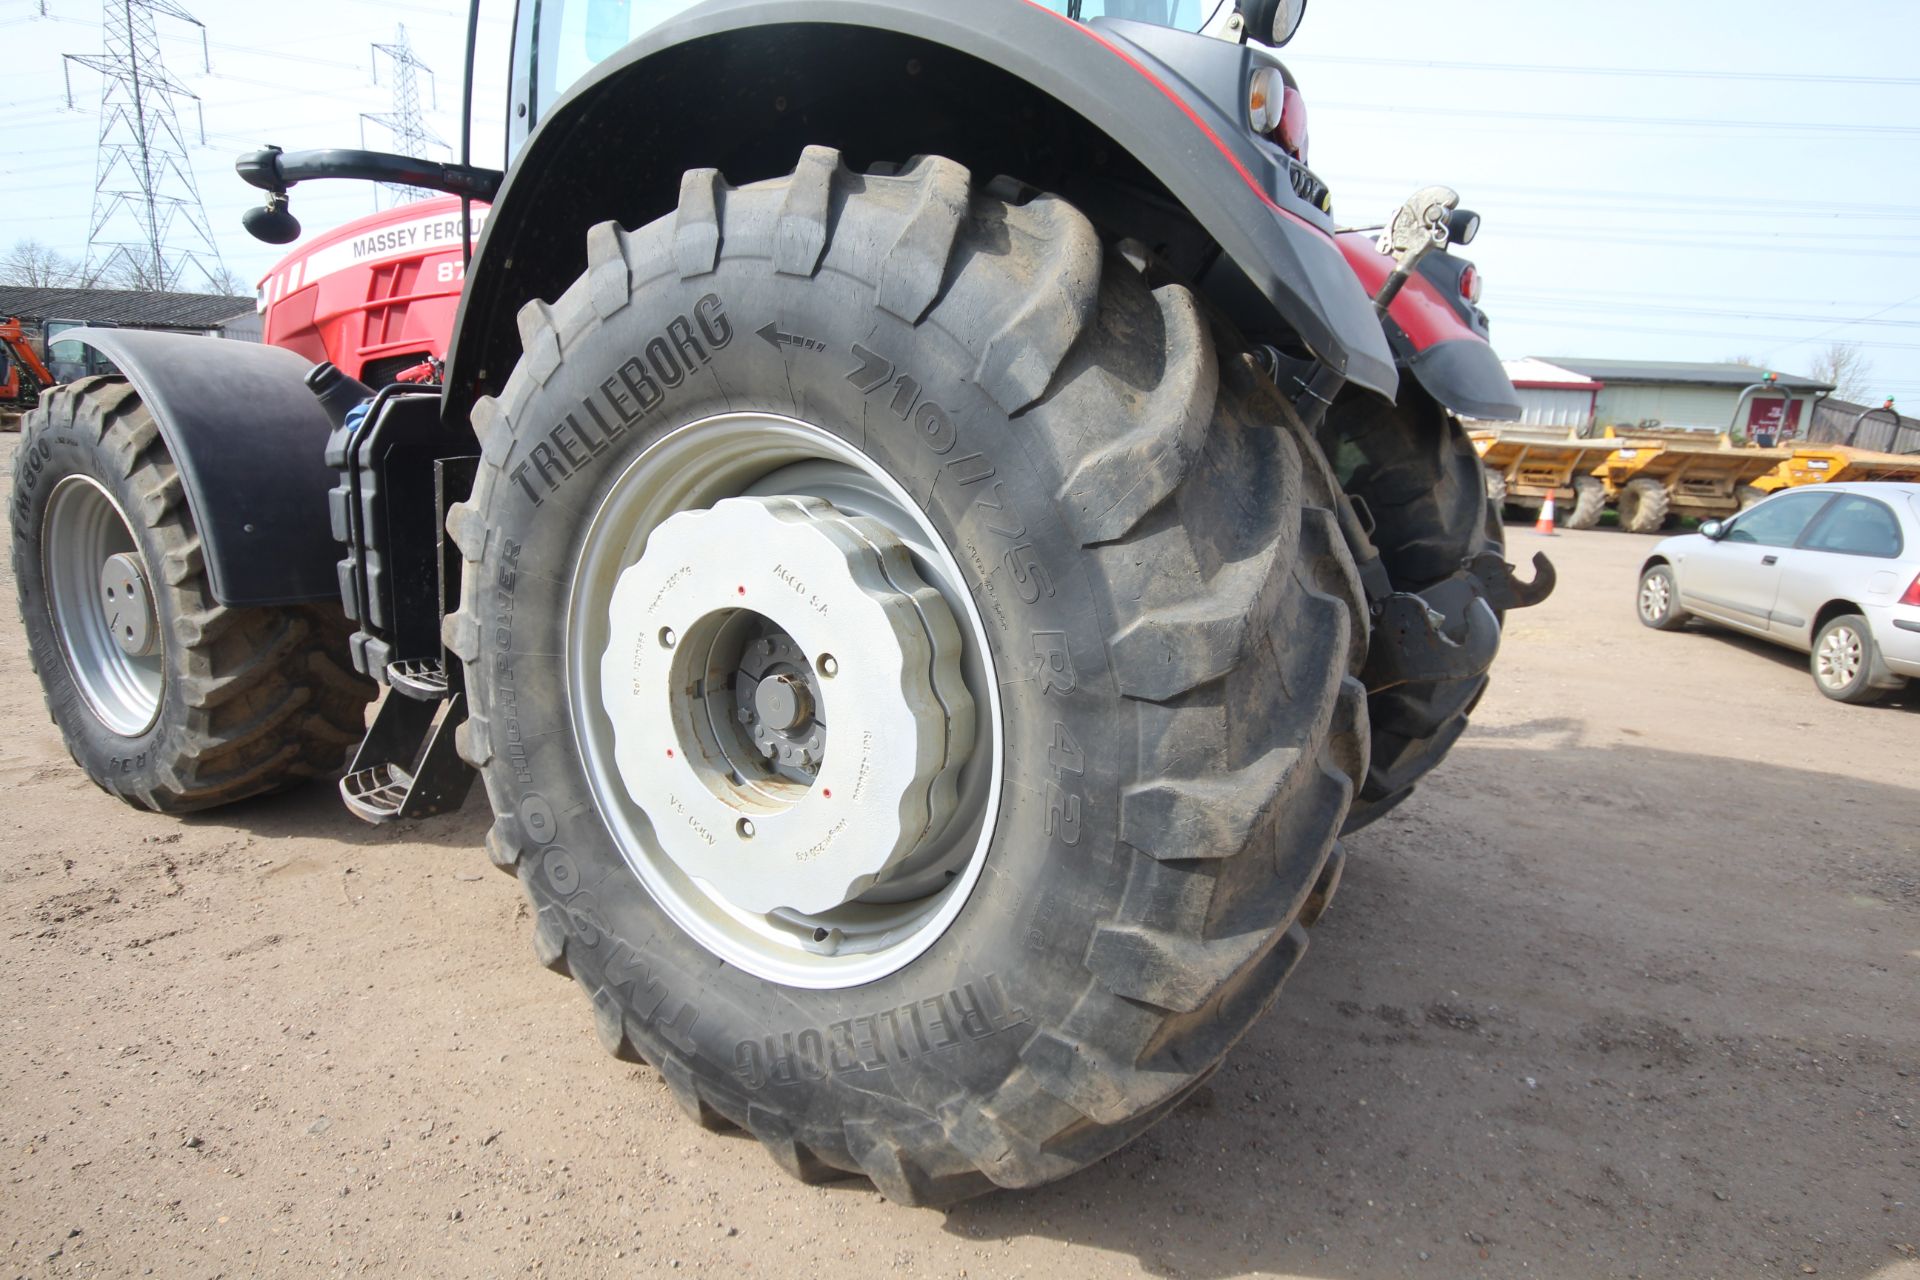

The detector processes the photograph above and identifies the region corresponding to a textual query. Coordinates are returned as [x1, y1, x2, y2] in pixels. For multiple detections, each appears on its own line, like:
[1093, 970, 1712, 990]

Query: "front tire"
[446, 150, 1368, 1203]
[1618, 477, 1670, 533]
[12, 378, 371, 810]
[1562, 475, 1606, 530]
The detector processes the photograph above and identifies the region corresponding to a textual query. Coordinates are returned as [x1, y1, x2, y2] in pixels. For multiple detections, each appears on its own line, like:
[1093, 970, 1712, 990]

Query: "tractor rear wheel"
[445, 150, 1367, 1204]
[11, 377, 372, 811]
[1326, 389, 1503, 830]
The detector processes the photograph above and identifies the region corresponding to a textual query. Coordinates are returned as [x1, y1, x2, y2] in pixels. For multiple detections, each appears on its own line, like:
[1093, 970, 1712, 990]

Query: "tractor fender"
[444, 0, 1397, 423]
[53, 328, 339, 607]
[1335, 232, 1520, 422]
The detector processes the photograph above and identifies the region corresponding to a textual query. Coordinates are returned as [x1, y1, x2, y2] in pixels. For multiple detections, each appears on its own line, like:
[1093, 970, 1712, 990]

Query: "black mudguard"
[55, 328, 339, 607]
[1398, 335, 1522, 422]
[444, 0, 1395, 422]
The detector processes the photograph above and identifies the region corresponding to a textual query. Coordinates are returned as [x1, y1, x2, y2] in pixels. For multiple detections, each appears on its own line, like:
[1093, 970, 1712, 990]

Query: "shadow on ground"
[1669, 619, 1920, 712]
[175, 771, 495, 852]
[941, 733, 1920, 1279]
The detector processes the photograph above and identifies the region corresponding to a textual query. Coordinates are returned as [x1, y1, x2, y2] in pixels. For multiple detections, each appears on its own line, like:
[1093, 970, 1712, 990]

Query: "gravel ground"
[2, 448, 1916, 1279]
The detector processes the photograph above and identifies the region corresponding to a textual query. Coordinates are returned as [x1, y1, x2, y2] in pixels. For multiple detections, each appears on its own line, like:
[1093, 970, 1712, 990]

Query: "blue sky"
[3, 0, 1916, 403]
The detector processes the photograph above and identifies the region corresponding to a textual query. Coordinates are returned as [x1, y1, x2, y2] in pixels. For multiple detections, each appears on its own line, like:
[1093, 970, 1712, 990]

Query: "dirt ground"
[2, 444, 1916, 1277]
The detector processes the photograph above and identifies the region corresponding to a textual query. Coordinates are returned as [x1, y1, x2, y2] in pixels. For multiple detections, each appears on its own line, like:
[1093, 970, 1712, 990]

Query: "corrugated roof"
[0, 285, 255, 330]
[1537, 356, 1831, 392]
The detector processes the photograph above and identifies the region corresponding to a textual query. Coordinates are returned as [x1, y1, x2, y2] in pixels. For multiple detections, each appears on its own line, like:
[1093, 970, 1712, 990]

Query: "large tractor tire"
[11, 378, 372, 811]
[1562, 474, 1606, 530]
[1324, 389, 1503, 830]
[1617, 476, 1671, 533]
[444, 150, 1368, 1204]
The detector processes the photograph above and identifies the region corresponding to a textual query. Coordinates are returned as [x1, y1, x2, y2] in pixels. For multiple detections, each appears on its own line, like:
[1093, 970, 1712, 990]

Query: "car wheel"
[1810, 614, 1889, 704]
[1636, 563, 1688, 631]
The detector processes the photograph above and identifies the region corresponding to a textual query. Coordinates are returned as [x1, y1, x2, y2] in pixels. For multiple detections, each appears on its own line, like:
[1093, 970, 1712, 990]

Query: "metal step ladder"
[339, 659, 474, 823]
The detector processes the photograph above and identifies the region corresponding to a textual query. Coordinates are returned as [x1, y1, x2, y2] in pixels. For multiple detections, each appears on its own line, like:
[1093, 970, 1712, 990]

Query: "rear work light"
[1900, 571, 1920, 607]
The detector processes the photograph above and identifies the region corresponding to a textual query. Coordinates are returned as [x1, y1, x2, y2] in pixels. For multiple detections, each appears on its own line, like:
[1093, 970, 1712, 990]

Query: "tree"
[0, 240, 88, 288]
[1723, 353, 1760, 368]
[1807, 340, 1872, 403]
[202, 265, 252, 298]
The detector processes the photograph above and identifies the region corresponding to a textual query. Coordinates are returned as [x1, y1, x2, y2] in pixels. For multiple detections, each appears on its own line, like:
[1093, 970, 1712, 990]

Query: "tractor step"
[340, 763, 415, 822]
[387, 658, 449, 701]
[339, 686, 474, 823]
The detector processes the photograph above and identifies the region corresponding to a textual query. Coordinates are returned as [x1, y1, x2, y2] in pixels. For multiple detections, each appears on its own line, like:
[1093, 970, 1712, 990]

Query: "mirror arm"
[238, 146, 502, 201]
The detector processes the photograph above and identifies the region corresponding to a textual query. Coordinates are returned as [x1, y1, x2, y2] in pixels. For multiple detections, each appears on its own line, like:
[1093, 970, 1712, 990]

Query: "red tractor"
[257, 194, 483, 386]
[14, 0, 1547, 1204]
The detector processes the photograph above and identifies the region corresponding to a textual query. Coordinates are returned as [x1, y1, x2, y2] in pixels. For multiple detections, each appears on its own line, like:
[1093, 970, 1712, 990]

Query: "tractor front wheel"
[446, 150, 1368, 1203]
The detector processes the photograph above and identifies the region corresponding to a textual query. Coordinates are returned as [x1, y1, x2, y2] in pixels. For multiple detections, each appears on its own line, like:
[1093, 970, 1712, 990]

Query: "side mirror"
[1699, 519, 1727, 540]
[1242, 0, 1308, 46]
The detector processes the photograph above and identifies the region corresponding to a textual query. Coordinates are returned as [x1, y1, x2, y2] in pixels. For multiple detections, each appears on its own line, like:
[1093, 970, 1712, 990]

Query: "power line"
[1286, 52, 1920, 87]
[1328, 182, 1920, 223]
[1761, 290, 1920, 363]
[1498, 297, 1920, 329]
[1314, 100, 1920, 137]
[1489, 228, 1920, 258]
[1498, 313, 1920, 352]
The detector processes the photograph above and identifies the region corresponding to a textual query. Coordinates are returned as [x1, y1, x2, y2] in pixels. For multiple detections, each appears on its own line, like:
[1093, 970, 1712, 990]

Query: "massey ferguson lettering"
[509, 294, 732, 505]
[350, 213, 483, 260]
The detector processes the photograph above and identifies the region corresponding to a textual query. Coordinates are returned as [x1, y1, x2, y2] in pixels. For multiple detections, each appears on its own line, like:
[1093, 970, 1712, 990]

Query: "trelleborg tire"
[443, 149, 1369, 1204]
[11, 377, 372, 811]
[1323, 388, 1503, 831]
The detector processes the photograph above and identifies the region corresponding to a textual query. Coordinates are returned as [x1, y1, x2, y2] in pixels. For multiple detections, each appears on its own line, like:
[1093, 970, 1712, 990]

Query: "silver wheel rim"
[1816, 625, 1863, 690]
[1639, 571, 1670, 623]
[566, 412, 1003, 989]
[42, 475, 163, 738]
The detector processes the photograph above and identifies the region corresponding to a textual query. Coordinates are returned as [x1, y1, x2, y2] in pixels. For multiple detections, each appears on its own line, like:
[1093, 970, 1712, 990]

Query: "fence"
[1807, 397, 1920, 455]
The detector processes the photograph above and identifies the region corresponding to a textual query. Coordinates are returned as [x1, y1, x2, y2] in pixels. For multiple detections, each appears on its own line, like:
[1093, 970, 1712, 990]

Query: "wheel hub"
[599, 494, 974, 916]
[101, 551, 158, 658]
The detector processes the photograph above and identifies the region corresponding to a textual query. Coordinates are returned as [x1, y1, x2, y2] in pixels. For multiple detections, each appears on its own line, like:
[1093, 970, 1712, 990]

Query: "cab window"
[1722, 491, 1831, 548]
[1800, 494, 1904, 558]
[534, 0, 695, 110]
[1030, 1, 1209, 21]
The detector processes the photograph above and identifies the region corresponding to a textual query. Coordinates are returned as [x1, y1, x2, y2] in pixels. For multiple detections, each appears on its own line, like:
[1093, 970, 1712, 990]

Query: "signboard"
[1747, 396, 1803, 447]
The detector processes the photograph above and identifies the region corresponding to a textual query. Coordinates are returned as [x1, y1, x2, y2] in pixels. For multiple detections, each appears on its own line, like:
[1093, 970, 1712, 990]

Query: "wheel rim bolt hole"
[816, 653, 837, 678]
[736, 817, 756, 840]
[658, 626, 677, 649]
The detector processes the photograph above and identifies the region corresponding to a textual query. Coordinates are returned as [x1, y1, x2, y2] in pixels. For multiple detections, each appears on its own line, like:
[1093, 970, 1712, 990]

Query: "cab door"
[1680, 490, 1833, 632]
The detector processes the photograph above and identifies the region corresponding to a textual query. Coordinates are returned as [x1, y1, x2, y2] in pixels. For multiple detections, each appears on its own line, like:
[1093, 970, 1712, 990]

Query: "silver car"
[1636, 481, 1920, 703]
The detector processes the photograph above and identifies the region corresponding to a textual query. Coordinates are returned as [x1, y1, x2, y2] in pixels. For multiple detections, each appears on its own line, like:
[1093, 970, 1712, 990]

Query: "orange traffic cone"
[1535, 493, 1558, 536]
